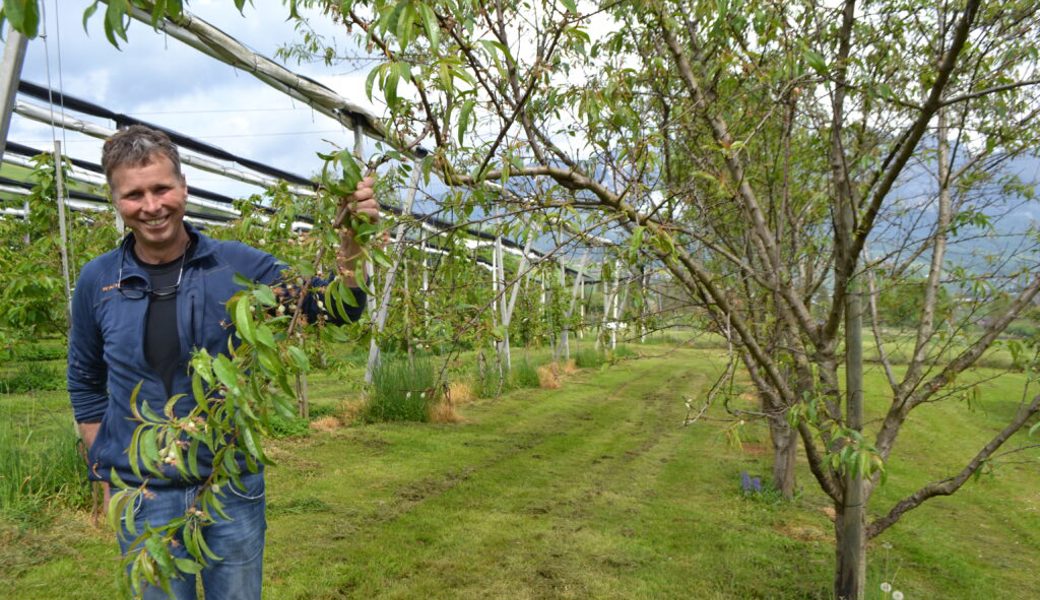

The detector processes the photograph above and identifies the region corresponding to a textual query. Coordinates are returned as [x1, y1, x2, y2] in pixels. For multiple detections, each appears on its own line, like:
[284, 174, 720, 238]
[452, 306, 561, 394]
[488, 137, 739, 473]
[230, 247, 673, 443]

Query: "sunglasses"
[116, 241, 189, 300]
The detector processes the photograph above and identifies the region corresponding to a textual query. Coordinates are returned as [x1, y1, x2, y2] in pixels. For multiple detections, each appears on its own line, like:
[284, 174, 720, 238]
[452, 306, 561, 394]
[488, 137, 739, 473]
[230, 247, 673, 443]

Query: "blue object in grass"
[741, 471, 763, 494]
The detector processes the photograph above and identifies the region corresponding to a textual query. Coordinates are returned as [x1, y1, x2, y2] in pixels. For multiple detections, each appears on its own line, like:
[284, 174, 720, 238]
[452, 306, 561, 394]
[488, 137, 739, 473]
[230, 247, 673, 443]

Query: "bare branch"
[867, 393, 1040, 539]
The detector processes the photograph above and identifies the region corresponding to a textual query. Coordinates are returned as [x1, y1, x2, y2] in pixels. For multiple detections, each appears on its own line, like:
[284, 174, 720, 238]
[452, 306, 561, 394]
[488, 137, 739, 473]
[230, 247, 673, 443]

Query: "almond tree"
[287, 1, 1040, 597]
[7, 1, 1040, 597]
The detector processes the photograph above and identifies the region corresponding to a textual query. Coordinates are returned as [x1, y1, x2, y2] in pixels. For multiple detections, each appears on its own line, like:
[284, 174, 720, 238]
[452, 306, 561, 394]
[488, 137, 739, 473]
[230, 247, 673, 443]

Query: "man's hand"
[77, 422, 111, 510]
[338, 176, 380, 287]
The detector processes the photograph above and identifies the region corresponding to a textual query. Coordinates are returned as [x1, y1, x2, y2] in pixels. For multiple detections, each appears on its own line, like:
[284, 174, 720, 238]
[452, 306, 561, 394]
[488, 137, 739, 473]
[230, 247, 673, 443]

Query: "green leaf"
[233, 295, 256, 344]
[365, 64, 383, 102]
[287, 346, 309, 371]
[103, 0, 131, 48]
[253, 285, 277, 307]
[339, 149, 363, 191]
[164, 0, 183, 19]
[187, 440, 201, 478]
[560, 0, 578, 14]
[191, 371, 207, 404]
[396, 1, 416, 52]
[419, 3, 439, 47]
[240, 425, 266, 464]
[193, 522, 220, 561]
[384, 64, 401, 107]
[255, 324, 276, 350]
[3, 0, 40, 37]
[212, 355, 240, 393]
[804, 49, 827, 76]
[175, 557, 204, 575]
[106, 487, 133, 533]
[128, 380, 145, 420]
[140, 427, 161, 475]
[163, 393, 183, 419]
[257, 347, 282, 376]
[458, 99, 475, 144]
[82, 1, 100, 33]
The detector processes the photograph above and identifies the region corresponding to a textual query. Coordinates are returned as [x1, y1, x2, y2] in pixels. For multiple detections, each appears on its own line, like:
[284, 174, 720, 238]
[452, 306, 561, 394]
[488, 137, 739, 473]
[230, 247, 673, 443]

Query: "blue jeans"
[118, 471, 267, 600]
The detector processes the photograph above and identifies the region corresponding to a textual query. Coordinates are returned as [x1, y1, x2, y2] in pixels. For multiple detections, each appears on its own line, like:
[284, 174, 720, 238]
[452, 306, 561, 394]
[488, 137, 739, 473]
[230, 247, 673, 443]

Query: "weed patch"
[610, 345, 637, 360]
[367, 355, 435, 421]
[473, 365, 511, 398]
[0, 414, 90, 521]
[267, 496, 332, 517]
[0, 362, 65, 394]
[268, 414, 311, 438]
[511, 358, 541, 389]
[574, 348, 605, 369]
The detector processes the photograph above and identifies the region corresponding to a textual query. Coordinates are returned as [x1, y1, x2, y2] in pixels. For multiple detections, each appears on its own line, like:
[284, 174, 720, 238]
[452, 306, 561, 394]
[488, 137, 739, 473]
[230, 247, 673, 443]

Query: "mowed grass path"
[5, 347, 1039, 598]
[265, 349, 733, 599]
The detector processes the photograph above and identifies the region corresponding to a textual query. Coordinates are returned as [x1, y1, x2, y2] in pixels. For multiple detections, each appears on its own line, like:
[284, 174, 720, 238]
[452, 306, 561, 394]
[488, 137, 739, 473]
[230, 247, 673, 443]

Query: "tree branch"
[867, 393, 1040, 538]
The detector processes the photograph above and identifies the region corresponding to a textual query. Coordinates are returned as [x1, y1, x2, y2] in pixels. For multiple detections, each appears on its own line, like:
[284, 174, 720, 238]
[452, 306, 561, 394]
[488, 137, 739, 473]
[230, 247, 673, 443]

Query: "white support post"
[579, 278, 585, 339]
[365, 162, 422, 384]
[494, 235, 510, 372]
[1, 25, 28, 243]
[561, 251, 589, 360]
[636, 266, 644, 341]
[499, 229, 535, 372]
[597, 274, 611, 351]
[421, 240, 429, 318]
[53, 142, 73, 321]
[0, 25, 28, 167]
[611, 258, 622, 350]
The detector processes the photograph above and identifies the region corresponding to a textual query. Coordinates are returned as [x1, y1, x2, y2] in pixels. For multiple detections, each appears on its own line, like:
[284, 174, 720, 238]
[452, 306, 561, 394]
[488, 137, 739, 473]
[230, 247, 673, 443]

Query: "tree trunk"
[768, 416, 798, 498]
[834, 498, 867, 600]
[835, 207, 866, 600]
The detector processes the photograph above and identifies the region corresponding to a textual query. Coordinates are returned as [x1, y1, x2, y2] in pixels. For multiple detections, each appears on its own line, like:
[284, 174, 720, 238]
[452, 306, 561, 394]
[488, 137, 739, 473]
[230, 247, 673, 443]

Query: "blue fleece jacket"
[68, 223, 365, 486]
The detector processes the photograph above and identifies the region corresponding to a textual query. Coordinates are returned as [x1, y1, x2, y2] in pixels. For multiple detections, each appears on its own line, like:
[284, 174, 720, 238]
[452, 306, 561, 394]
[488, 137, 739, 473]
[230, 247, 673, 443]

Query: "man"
[67, 125, 377, 599]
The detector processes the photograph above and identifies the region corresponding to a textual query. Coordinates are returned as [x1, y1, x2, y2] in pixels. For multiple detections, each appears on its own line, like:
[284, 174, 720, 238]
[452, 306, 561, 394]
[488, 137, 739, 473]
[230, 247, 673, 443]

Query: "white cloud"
[15, 1, 375, 199]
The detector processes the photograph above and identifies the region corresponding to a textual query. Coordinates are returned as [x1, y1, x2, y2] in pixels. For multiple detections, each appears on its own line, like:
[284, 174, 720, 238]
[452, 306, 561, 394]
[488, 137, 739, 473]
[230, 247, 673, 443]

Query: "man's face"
[110, 154, 190, 263]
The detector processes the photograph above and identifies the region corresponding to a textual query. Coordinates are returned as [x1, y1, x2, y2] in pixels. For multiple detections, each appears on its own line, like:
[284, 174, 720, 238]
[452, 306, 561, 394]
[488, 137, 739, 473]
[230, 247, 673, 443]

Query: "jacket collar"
[116, 222, 214, 284]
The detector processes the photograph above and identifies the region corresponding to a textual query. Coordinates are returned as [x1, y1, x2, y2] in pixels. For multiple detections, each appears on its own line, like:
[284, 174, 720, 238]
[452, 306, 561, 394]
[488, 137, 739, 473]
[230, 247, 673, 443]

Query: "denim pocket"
[119, 491, 144, 523]
[226, 472, 266, 501]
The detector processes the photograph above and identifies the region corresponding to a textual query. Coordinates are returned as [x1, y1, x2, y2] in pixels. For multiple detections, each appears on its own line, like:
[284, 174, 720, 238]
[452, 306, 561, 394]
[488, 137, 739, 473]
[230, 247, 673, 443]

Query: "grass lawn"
[1, 344, 1038, 599]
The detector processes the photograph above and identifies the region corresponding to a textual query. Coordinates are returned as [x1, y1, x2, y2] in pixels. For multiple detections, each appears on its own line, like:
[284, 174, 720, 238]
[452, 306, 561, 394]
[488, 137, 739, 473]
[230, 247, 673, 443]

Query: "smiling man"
[67, 125, 378, 599]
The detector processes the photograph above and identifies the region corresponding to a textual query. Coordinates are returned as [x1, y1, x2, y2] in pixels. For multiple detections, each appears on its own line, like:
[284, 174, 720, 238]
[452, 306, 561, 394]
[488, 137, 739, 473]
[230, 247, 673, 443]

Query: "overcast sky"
[14, 0, 379, 198]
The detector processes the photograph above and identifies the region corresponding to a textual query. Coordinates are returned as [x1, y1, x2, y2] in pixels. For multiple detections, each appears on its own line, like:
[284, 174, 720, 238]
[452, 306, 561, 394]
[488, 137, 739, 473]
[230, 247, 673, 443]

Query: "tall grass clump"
[0, 362, 66, 394]
[574, 347, 606, 369]
[511, 358, 541, 389]
[366, 355, 436, 422]
[610, 345, 637, 360]
[0, 413, 91, 519]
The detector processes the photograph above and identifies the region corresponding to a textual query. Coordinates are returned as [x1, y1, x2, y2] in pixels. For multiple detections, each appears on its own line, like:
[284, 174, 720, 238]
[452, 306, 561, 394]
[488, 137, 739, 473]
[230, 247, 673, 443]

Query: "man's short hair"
[101, 124, 183, 188]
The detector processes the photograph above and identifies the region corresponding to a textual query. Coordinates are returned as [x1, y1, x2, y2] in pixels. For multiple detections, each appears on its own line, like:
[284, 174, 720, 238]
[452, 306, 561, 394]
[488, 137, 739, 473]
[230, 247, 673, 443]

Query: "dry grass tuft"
[537, 364, 561, 389]
[309, 416, 341, 433]
[561, 359, 579, 375]
[336, 399, 367, 425]
[448, 381, 476, 405]
[428, 393, 463, 423]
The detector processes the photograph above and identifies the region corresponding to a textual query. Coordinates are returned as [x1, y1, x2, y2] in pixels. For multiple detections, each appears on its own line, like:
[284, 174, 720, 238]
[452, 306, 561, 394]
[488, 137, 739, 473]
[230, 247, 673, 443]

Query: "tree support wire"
[118, 3, 417, 158]
[14, 99, 318, 197]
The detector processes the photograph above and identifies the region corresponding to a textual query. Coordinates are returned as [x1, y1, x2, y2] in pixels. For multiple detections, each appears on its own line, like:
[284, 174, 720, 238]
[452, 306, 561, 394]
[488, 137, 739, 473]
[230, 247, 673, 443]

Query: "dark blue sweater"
[68, 223, 365, 486]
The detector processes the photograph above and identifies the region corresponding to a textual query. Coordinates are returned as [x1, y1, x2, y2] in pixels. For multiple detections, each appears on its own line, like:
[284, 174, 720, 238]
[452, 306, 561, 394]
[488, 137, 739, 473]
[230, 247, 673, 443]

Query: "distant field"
[2, 344, 1037, 599]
